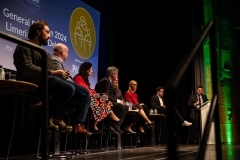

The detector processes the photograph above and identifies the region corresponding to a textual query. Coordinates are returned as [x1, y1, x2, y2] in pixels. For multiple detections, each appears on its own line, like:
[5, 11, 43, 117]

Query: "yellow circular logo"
[69, 8, 96, 59]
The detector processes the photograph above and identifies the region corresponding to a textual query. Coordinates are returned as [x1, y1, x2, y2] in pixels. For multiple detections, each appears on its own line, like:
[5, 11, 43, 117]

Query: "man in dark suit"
[187, 85, 208, 144]
[95, 66, 129, 134]
[150, 86, 192, 126]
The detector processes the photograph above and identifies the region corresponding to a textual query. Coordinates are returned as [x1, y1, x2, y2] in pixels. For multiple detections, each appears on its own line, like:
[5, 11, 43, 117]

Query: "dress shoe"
[75, 124, 92, 136]
[145, 121, 155, 128]
[51, 117, 72, 130]
[182, 120, 192, 127]
[107, 125, 119, 134]
[49, 118, 59, 130]
[110, 123, 123, 133]
[124, 127, 136, 134]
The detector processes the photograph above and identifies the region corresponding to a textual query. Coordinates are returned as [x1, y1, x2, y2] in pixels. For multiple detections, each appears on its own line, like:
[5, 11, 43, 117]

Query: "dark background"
[0, 0, 217, 157]
[83, 0, 202, 137]
[78, 0, 207, 144]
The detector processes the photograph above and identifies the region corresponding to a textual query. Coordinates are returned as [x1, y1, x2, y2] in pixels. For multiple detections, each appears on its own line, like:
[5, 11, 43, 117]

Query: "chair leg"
[37, 128, 42, 159]
[64, 132, 68, 153]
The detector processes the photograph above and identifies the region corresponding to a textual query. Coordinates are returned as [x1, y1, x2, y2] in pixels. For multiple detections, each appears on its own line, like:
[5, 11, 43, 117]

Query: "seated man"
[13, 20, 92, 135]
[150, 86, 192, 126]
[51, 43, 73, 82]
[95, 66, 129, 134]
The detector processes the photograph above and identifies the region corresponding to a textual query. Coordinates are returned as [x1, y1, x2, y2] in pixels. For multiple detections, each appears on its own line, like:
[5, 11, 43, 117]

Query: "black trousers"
[111, 102, 129, 126]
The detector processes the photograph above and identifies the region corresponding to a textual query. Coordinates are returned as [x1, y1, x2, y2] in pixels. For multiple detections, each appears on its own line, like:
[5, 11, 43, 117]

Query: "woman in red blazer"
[123, 80, 154, 133]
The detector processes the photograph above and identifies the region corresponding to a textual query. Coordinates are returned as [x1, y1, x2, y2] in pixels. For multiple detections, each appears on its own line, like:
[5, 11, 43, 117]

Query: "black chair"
[28, 97, 74, 159]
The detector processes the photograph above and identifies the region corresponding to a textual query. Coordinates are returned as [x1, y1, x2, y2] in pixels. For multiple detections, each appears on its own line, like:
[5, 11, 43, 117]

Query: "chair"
[28, 99, 74, 159]
[121, 110, 138, 148]
[73, 108, 107, 154]
[104, 121, 122, 150]
[149, 114, 166, 145]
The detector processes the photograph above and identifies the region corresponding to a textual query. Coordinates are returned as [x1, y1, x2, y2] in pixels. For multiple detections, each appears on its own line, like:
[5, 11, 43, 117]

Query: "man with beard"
[13, 20, 92, 135]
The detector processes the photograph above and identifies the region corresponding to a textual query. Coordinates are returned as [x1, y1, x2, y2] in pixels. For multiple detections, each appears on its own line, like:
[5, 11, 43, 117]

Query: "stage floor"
[2, 144, 240, 160]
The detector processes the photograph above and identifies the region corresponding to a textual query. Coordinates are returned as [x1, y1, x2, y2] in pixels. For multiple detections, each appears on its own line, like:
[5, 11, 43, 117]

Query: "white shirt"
[157, 94, 164, 106]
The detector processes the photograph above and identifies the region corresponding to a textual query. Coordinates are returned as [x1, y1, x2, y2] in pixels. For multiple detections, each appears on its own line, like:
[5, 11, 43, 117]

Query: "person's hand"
[50, 70, 69, 79]
[65, 70, 71, 78]
[163, 105, 167, 109]
[195, 100, 200, 105]
[120, 100, 125, 104]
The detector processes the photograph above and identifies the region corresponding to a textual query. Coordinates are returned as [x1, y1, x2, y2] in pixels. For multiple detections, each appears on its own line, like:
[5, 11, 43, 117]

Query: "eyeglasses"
[131, 84, 137, 86]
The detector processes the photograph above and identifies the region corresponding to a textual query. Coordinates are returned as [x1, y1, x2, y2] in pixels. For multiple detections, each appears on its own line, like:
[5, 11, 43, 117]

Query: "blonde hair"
[128, 80, 137, 92]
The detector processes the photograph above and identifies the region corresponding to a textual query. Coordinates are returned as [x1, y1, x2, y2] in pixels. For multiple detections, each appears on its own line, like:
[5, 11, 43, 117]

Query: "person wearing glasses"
[124, 80, 154, 133]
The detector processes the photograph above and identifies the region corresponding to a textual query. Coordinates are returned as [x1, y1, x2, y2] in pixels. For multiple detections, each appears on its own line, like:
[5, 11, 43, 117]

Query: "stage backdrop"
[0, 0, 100, 88]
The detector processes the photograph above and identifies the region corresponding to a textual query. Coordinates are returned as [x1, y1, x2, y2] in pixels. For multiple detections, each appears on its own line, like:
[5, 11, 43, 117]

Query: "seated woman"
[73, 62, 120, 132]
[113, 81, 154, 133]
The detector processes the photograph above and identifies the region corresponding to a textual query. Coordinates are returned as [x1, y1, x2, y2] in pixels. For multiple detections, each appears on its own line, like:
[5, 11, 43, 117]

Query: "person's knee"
[124, 105, 129, 112]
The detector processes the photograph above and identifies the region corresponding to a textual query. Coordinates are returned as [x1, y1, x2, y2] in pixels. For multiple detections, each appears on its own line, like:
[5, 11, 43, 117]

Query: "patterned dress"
[90, 92, 112, 121]
[74, 75, 112, 121]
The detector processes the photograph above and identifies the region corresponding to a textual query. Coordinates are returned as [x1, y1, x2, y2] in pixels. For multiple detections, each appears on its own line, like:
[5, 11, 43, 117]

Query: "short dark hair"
[197, 85, 203, 89]
[28, 20, 48, 39]
[106, 66, 118, 76]
[156, 86, 164, 92]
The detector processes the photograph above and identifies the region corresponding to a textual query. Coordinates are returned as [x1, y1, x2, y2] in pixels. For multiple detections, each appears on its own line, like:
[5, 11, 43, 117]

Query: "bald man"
[52, 43, 72, 81]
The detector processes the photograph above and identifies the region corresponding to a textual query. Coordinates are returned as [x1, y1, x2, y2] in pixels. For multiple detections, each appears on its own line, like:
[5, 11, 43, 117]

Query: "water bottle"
[154, 108, 157, 114]
[128, 102, 132, 110]
[150, 109, 153, 114]
[0, 65, 5, 80]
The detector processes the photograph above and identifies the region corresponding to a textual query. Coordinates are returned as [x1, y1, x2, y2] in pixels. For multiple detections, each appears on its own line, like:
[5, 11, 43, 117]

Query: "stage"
[2, 144, 239, 160]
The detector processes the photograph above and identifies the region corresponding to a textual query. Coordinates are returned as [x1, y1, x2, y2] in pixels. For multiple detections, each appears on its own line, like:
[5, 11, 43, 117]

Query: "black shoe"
[110, 123, 123, 134]
[106, 125, 119, 134]
[124, 127, 136, 134]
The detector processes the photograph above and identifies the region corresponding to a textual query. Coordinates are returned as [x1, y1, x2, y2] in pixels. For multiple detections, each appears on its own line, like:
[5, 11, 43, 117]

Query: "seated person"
[13, 21, 91, 135]
[123, 80, 154, 133]
[73, 62, 120, 133]
[51, 43, 73, 82]
[95, 66, 129, 134]
[150, 86, 192, 126]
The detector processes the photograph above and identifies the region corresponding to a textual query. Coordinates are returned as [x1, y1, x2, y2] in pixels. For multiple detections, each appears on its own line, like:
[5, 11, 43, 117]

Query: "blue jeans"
[48, 76, 90, 123]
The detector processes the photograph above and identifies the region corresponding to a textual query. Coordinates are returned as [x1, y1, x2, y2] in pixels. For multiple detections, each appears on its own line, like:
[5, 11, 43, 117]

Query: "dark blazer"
[187, 94, 208, 118]
[150, 94, 166, 113]
[51, 55, 73, 81]
[95, 76, 118, 103]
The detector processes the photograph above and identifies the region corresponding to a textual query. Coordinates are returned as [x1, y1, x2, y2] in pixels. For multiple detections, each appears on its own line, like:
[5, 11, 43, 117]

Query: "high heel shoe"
[124, 127, 136, 134]
[145, 121, 155, 128]
[138, 126, 146, 134]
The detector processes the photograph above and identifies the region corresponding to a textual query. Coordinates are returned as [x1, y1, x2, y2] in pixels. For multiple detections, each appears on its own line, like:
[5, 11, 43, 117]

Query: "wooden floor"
[2, 144, 240, 160]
